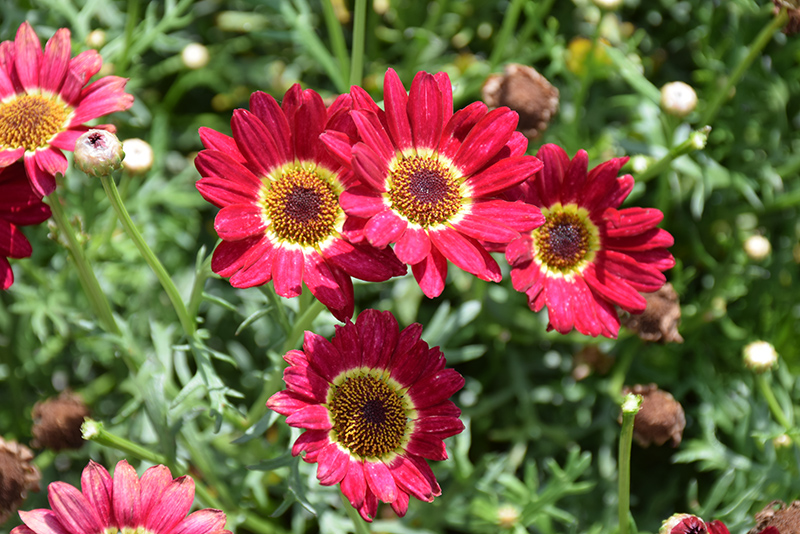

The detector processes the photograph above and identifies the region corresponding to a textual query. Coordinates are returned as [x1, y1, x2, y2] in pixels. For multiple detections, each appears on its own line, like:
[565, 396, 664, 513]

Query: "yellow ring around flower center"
[533, 203, 600, 276]
[0, 94, 70, 152]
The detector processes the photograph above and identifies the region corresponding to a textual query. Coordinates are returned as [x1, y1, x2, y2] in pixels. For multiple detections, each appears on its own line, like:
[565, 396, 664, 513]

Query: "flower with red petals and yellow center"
[196, 86, 406, 322]
[322, 68, 545, 298]
[506, 144, 675, 338]
[267, 309, 465, 522]
[0, 22, 133, 197]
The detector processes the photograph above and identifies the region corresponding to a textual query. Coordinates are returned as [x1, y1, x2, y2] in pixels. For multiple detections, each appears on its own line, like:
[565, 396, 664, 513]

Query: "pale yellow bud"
[181, 43, 210, 69]
[743, 234, 771, 261]
[121, 139, 154, 175]
[660, 81, 698, 117]
[743, 340, 779, 373]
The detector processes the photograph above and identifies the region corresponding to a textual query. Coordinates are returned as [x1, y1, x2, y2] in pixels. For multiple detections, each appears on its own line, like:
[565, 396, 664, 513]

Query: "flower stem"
[756, 373, 794, 431]
[82, 418, 168, 465]
[281, 298, 326, 353]
[47, 190, 121, 335]
[635, 126, 711, 183]
[349, 0, 367, 86]
[489, 0, 527, 69]
[699, 8, 788, 126]
[342, 492, 372, 534]
[618, 394, 642, 534]
[322, 0, 350, 80]
[99, 174, 196, 338]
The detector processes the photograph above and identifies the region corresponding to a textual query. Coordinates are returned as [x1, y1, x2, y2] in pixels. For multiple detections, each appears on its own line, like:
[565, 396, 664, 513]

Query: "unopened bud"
[121, 138, 154, 175]
[659, 513, 707, 534]
[744, 234, 771, 261]
[743, 340, 779, 373]
[496, 504, 521, 529]
[181, 43, 210, 69]
[773, 433, 792, 448]
[593, 0, 623, 9]
[74, 129, 124, 177]
[86, 29, 106, 49]
[661, 81, 698, 117]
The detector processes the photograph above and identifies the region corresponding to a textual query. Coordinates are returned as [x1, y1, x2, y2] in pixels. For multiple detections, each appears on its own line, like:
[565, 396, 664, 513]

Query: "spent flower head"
[74, 129, 124, 177]
[0, 436, 40, 524]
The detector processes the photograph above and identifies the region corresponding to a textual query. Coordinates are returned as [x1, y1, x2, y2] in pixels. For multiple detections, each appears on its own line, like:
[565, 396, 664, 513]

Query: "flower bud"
[593, 0, 623, 9]
[496, 504, 521, 529]
[74, 129, 124, 177]
[743, 340, 779, 373]
[660, 81, 698, 117]
[86, 29, 106, 49]
[121, 138, 154, 175]
[659, 513, 707, 534]
[773, 433, 792, 449]
[744, 234, 771, 261]
[0, 436, 41, 524]
[181, 43, 210, 69]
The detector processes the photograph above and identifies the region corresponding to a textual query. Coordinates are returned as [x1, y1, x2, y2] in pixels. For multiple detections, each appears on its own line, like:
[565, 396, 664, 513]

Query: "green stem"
[321, 0, 350, 79]
[83, 418, 168, 465]
[280, 298, 326, 354]
[349, 0, 367, 86]
[342, 492, 372, 534]
[489, 0, 527, 69]
[47, 190, 121, 335]
[756, 374, 794, 431]
[699, 9, 788, 126]
[635, 126, 711, 183]
[116, 0, 140, 75]
[99, 174, 196, 338]
[618, 394, 642, 534]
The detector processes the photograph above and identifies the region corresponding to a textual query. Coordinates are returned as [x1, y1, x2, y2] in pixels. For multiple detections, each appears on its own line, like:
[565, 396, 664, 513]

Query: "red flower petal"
[428, 227, 501, 282]
[48, 482, 104, 534]
[24, 153, 57, 197]
[285, 404, 332, 430]
[15, 22, 42, 93]
[363, 460, 397, 503]
[112, 460, 142, 528]
[272, 246, 304, 298]
[439, 102, 487, 161]
[453, 107, 517, 177]
[198, 128, 246, 164]
[411, 244, 448, 298]
[408, 71, 443, 151]
[144, 476, 195, 534]
[303, 330, 346, 382]
[80, 461, 113, 530]
[266, 390, 313, 416]
[70, 76, 134, 125]
[214, 204, 266, 240]
[230, 109, 283, 178]
[356, 309, 398, 370]
[365, 210, 408, 248]
[394, 226, 432, 265]
[0, 219, 32, 258]
[340, 460, 367, 509]
[40, 29, 71, 94]
[249, 91, 292, 162]
[291, 430, 331, 460]
[316, 443, 350, 485]
[18, 510, 72, 534]
[172, 510, 227, 534]
[383, 68, 413, 153]
[467, 155, 543, 198]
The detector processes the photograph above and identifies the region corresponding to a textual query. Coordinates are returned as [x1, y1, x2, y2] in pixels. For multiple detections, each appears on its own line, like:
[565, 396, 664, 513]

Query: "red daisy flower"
[660, 514, 707, 534]
[0, 22, 134, 197]
[321, 68, 544, 298]
[505, 144, 675, 338]
[267, 309, 465, 521]
[0, 162, 51, 290]
[12, 459, 232, 534]
[195, 85, 406, 322]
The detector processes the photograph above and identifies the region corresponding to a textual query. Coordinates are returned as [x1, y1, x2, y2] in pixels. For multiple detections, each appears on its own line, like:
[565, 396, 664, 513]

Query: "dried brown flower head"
[31, 392, 90, 451]
[774, 1, 800, 35]
[750, 500, 800, 534]
[481, 63, 559, 139]
[0, 436, 40, 524]
[572, 345, 614, 381]
[621, 384, 686, 447]
[622, 283, 684, 343]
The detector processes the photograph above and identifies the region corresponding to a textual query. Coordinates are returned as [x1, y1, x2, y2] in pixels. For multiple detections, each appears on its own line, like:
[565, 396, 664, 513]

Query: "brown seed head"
[750, 500, 800, 534]
[31, 392, 91, 451]
[621, 384, 686, 447]
[774, 1, 800, 35]
[0, 436, 40, 524]
[481, 63, 559, 139]
[622, 283, 684, 343]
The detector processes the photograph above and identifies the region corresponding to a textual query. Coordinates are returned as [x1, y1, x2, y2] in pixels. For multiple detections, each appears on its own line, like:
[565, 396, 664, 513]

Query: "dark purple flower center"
[329, 375, 408, 459]
[389, 156, 461, 227]
[536, 211, 592, 270]
[0, 94, 68, 152]
[262, 167, 339, 246]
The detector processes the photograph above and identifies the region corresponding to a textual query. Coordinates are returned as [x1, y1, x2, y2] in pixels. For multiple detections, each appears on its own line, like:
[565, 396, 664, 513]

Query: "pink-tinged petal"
[570, 276, 606, 337]
[198, 128, 246, 164]
[172, 509, 227, 534]
[303, 330, 346, 381]
[0, 148, 25, 167]
[534, 144, 570, 207]
[319, 130, 353, 169]
[394, 226, 431, 265]
[363, 461, 397, 503]
[388, 456, 434, 502]
[18, 510, 72, 534]
[285, 404, 332, 430]
[383, 69, 412, 152]
[408, 71, 443, 151]
[581, 157, 631, 212]
[351, 143, 390, 192]
[138, 465, 173, 522]
[592, 294, 621, 338]
[466, 155, 543, 198]
[439, 102, 487, 161]
[48, 482, 105, 534]
[390, 340, 429, 387]
[505, 234, 534, 268]
[291, 429, 331, 461]
[323, 237, 405, 281]
[69, 77, 133, 125]
[231, 109, 283, 178]
[603, 250, 666, 292]
[350, 110, 395, 164]
[210, 235, 263, 278]
[428, 227, 501, 282]
[81, 461, 113, 529]
[364, 210, 408, 248]
[0, 219, 32, 258]
[144, 476, 195, 534]
[340, 187, 386, 217]
[413, 416, 465, 439]
[469, 200, 544, 233]
[604, 207, 665, 237]
[557, 149, 589, 205]
[112, 460, 142, 528]
[195, 150, 262, 192]
[623, 248, 675, 272]
[357, 309, 399, 369]
[411, 245, 448, 298]
[604, 227, 674, 252]
[582, 262, 647, 313]
[59, 51, 102, 105]
[453, 213, 518, 244]
[272, 246, 304, 298]
[407, 455, 441, 496]
[349, 85, 383, 115]
[225, 252, 274, 287]
[23, 153, 56, 197]
[416, 401, 461, 419]
[284, 86, 327, 162]
[0, 65, 14, 99]
[404, 433, 448, 461]
[514, 261, 546, 299]
[707, 521, 731, 534]
[266, 390, 312, 415]
[340, 460, 367, 509]
[1, 203, 50, 227]
[543, 277, 580, 335]
[408, 368, 465, 409]
[331, 321, 361, 366]
[249, 91, 291, 162]
[316, 443, 350, 485]
[11, 526, 37, 534]
[326, 265, 355, 322]
[390, 490, 410, 517]
[40, 29, 71, 94]
[434, 71, 453, 125]
[50, 128, 88, 152]
[356, 488, 379, 522]
[453, 107, 517, 177]
[196, 177, 255, 209]
[35, 148, 68, 178]
[214, 204, 266, 240]
[15, 22, 42, 92]
[303, 253, 350, 314]
[283, 365, 330, 403]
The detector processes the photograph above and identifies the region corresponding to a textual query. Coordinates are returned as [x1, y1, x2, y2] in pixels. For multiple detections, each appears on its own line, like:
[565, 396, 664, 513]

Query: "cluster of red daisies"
[0, 22, 133, 289]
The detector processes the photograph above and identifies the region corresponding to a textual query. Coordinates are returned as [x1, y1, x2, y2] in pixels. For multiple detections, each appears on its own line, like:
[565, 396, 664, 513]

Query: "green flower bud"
[74, 129, 124, 177]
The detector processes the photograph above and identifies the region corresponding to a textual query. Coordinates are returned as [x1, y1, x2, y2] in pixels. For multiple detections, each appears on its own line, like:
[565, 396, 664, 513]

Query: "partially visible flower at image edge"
[267, 308, 465, 521]
[0, 162, 51, 290]
[506, 144, 675, 338]
[195, 85, 406, 321]
[0, 21, 134, 197]
[11, 459, 232, 534]
[322, 68, 545, 298]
